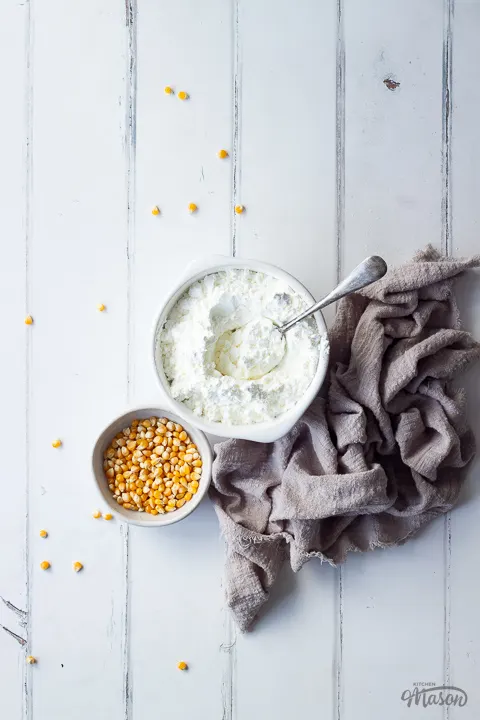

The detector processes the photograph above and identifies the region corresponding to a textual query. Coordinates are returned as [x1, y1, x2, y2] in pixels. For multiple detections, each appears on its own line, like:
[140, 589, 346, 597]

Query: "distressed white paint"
[0, 1, 479, 719]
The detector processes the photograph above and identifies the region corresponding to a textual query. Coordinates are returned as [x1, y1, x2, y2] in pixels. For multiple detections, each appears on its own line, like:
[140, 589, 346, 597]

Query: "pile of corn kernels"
[104, 417, 202, 515]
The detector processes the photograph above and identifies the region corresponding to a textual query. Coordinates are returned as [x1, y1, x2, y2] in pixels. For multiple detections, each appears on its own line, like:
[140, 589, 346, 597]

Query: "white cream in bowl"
[159, 268, 322, 425]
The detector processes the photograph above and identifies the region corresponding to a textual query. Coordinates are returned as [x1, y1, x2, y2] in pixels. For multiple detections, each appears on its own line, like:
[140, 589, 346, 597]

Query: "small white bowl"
[91, 407, 212, 526]
[152, 255, 330, 443]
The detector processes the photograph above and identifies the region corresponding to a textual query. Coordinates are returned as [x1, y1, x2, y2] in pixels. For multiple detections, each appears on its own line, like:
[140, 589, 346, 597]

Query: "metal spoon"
[278, 255, 387, 334]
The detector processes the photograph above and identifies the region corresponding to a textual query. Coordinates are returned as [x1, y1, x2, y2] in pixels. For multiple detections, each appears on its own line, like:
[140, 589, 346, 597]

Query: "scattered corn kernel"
[73, 562, 83, 573]
[235, 204, 245, 214]
[39, 529, 48, 538]
[177, 661, 188, 671]
[40, 561, 50, 570]
[188, 203, 198, 214]
[24, 315, 33, 325]
[26, 656, 36, 665]
[52, 439, 62, 449]
[217, 149, 229, 159]
[103, 513, 113, 521]
[164, 86, 173, 95]
[97, 303, 106, 312]
[178, 91, 188, 101]
[92, 510, 102, 519]
[103, 417, 202, 516]
[151, 206, 160, 216]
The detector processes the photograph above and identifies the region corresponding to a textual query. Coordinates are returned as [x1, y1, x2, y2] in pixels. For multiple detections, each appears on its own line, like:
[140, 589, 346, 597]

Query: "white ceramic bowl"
[91, 407, 212, 526]
[152, 255, 329, 443]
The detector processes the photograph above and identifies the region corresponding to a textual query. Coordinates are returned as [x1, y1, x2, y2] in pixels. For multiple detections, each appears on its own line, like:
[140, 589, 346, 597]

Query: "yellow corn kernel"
[26, 656, 36, 664]
[164, 85, 173, 94]
[188, 202, 198, 214]
[92, 510, 102, 519]
[178, 91, 188, 100]
[40, 561, 50, 570]
[150, 509, 159, 515]
[192, 459, 202, 468]
[73, 562, 83, 573]
[39, 529, 48, 538]
[217, 149, 229, 159]
[167, 499, 176, 507]
[165, 506, 176, 512]
[190, 479, 199, 489]
[235, 204, 245, 214]
[176, 498, 186, 508]
[103, 513, 113, 521]
[24, 315, 33, 325]
[151, 206, 160, 216]
[184, 492, 192, 502]
[177, 661, 188, 670]
[52, 439, 62, 449]
[164, 487, 172, 497]
[97, 303, 106, 312]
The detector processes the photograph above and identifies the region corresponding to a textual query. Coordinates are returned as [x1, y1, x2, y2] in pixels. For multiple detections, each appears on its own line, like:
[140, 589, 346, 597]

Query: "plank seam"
[442, 0, 454, 257]
[442, 3, 454, 718]
[23, 1, 34, 718]
[335, 0, 345, 285]
[334, 3, 345, 718]
[123, 2, 137, 719]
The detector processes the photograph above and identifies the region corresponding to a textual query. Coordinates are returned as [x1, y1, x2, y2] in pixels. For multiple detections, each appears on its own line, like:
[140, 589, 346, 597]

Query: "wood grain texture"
[128, 2, 233, 719]
[0, 0, 479, 718]
[26, 1, 128, 718]
[341, 2, 448, 718]
[234, 2, 338, 718]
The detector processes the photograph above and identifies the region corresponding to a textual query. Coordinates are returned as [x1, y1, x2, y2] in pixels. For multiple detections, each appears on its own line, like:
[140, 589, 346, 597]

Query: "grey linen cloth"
[209, 246, 480, 632]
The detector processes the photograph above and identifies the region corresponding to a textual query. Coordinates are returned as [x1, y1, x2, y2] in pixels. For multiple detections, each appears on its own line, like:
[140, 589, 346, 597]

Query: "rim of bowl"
[91, 407, 212, 526]
[152, 257, 330, 441]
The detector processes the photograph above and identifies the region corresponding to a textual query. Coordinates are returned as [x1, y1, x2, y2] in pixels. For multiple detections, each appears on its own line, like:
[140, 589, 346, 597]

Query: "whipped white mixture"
[159, 269, 324, 425]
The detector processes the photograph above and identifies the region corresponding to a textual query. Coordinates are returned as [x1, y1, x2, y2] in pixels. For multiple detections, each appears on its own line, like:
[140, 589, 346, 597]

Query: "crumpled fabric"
[209, 246, 480, 631]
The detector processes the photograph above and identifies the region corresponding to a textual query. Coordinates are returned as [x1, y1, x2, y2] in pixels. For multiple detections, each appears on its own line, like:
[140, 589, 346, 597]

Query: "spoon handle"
[279, 255, 387, 334]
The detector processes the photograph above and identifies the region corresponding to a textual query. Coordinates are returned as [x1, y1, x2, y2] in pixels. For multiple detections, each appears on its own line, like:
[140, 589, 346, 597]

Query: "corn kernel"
[97, 303, 106, 312]
[103, 416, 201, 516]
[151, 206, 160, 216]
[40, 561, 50, 570]
[217, 149, 229, 159]
[92, 509, 102, 519]
[235, 204, 245, 214]
[103, 513, 113, 521]
[24, 315, 33, 325]
[178, 91, 188, 101]
[39, 529, 48, 538]
[177, 661, 188, 670]
[26, 656, 36, 664]
[52, 439, 62, 449]
[164, 85, 173, 94]
[188, 203, 197, 214]
[73, 562, 83, 573]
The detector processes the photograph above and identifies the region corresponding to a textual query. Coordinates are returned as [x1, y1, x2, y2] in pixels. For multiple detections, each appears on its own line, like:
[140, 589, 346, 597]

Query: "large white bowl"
[92, 407, 212, 526]
[152, 255, 329, 443]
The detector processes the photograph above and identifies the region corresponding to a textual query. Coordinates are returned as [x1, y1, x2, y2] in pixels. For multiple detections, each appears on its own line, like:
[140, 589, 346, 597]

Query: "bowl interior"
[92, 408, 212, 526]
[152, 259, 330, 441]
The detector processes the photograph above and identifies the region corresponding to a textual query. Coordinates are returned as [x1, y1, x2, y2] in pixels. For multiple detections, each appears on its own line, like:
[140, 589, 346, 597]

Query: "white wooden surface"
[1, 1, 479, 718]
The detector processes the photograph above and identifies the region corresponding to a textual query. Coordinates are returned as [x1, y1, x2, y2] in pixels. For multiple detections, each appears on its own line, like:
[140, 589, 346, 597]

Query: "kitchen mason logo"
[401, 683, 468, 709]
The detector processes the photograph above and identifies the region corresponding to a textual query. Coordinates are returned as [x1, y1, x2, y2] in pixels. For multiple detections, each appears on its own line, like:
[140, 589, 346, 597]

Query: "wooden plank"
[341, 1, 446, 718]
[234, 1, 338, 717]
[0, 3, 30, 717]
[128, 1, 233, 718]
[449, 0, 480, 715]
[27, 2, 127, 718]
